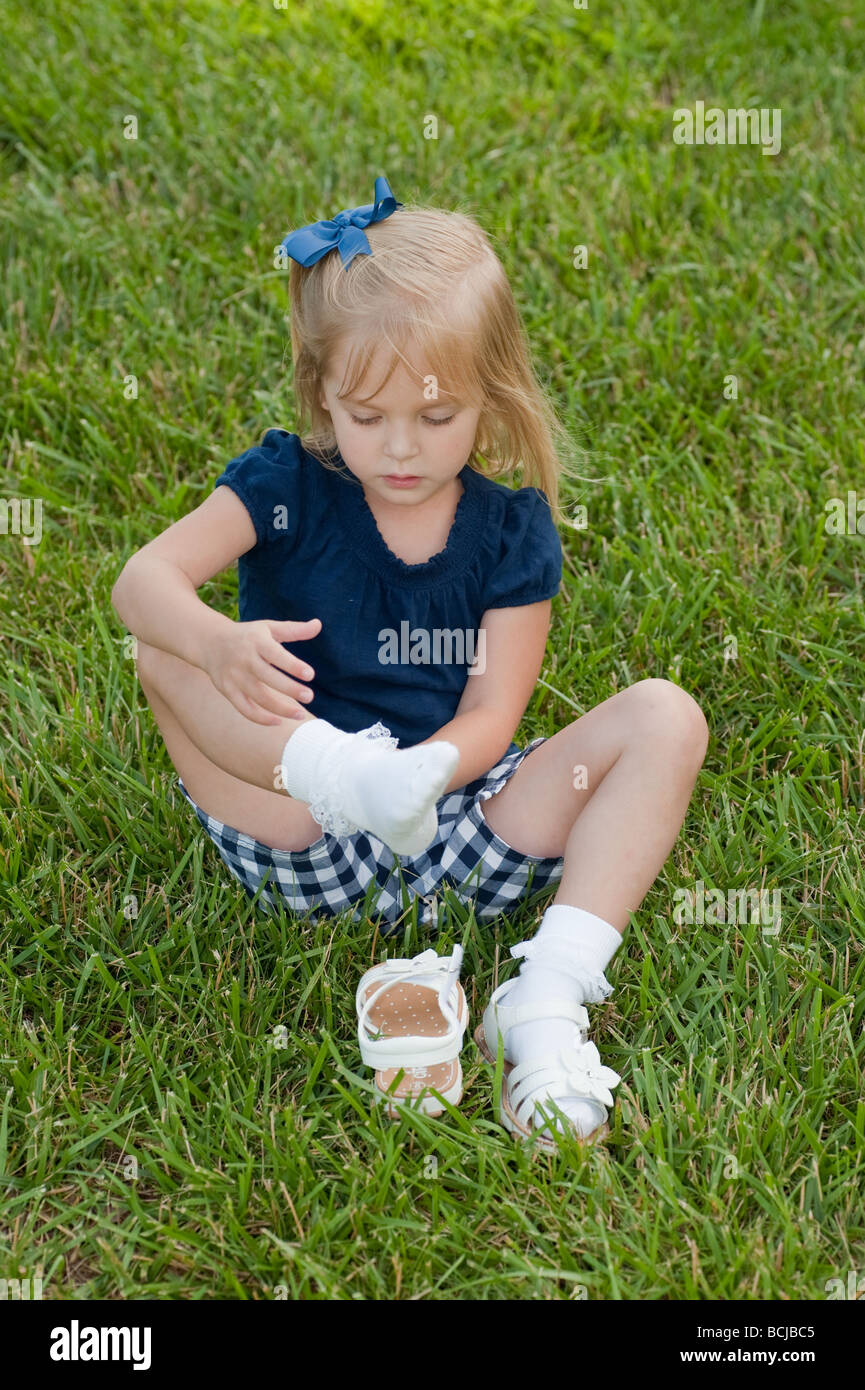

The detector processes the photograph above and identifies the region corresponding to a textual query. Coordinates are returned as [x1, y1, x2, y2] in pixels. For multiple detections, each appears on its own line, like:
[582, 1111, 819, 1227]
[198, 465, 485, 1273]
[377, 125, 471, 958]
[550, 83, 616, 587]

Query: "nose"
[383, 427, 421, 467]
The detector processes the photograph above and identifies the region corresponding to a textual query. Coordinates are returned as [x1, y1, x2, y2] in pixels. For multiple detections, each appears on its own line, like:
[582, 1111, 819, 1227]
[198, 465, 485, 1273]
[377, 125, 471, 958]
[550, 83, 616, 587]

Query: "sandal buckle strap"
[492, 993, 589, 1035]
[358, 1031, 464, 1069]
[509, 1043, 622, 1111]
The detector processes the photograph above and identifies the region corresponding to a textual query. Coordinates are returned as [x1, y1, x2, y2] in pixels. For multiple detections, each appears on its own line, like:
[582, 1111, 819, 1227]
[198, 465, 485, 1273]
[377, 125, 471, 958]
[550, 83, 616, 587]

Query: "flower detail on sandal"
[552, 1043, 621, 1109]
[503, 1041, 622, 1141]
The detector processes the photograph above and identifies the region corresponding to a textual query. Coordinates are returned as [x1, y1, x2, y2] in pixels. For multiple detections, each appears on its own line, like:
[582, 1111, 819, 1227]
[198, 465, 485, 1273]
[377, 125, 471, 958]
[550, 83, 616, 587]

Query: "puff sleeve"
[213, 428, 301, 549]
[482, 486, 563, 610]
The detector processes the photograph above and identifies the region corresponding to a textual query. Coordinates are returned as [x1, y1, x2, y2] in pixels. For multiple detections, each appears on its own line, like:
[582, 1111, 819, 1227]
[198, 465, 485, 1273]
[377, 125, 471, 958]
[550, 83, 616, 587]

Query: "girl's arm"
[415, 708, 514, 794]
[413, 600, 553, 793]
[111, 486, 257, 668]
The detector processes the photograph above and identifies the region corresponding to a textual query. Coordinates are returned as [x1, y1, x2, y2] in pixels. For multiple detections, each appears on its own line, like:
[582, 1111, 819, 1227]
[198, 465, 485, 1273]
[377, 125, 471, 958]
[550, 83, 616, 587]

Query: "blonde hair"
[287, 198, 579, 528]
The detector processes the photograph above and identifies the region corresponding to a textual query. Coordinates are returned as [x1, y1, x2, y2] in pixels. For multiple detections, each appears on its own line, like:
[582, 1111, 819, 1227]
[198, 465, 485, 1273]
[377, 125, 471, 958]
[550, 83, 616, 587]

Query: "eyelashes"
[349, 414, 455, 427]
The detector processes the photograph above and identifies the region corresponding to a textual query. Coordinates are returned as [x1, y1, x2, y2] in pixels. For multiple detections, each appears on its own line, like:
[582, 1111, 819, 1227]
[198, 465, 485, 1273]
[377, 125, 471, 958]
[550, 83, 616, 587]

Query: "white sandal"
[475, 943, 621, 1151]
[356, 946, 468, 1117]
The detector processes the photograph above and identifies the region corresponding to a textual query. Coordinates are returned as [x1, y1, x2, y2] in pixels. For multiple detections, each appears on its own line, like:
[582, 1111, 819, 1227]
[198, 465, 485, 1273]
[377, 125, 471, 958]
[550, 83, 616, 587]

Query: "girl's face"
[319, 338, 481, 508]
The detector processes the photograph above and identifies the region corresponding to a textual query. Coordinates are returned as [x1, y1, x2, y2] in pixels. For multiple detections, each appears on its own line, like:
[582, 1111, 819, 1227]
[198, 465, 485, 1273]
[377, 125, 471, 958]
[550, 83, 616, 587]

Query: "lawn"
[0, 0, 863, 1300]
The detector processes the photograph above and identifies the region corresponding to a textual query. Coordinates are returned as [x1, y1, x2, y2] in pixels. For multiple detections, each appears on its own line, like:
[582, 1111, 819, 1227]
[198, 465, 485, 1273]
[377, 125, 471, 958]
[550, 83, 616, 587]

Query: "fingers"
[254, 656, 314, 704]
[226, 678, 307, 725]
[247, 677, 308, 721]
[266, 617, 321, 642]
[268, 619, 322, 636]
[264, 638, 315, 682]
[259, 620, 317, 683]
[215, 618, 322, 724]
[230, 690, 285, 727]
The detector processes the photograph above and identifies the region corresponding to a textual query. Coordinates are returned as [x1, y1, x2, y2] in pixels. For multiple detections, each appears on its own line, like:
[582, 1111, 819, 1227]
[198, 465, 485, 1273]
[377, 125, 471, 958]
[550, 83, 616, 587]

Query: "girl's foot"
[475, 977, 621, 1148]
[280, 718, 459, 857]
[477, 905, 624, 1145]
[501, 943, 614, 1139]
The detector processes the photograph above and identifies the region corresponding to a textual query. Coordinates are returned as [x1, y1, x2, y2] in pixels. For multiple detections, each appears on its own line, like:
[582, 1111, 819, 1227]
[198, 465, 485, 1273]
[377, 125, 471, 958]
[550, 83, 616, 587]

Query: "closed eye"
[350, 414, 455, 427]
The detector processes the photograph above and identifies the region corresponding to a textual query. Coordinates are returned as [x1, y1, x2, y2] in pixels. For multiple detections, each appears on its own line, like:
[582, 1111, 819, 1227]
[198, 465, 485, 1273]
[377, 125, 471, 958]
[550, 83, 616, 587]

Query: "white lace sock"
[279, 718, 460, 857]
[506, 903, 622, 1139]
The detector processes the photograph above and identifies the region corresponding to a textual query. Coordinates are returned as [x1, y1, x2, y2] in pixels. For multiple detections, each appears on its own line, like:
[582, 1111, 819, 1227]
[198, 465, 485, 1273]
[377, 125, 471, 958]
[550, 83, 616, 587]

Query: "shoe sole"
[375, 1062, 464, 1119]
[473, 1022, 609, 1152]
[358, 978, 468, 1117]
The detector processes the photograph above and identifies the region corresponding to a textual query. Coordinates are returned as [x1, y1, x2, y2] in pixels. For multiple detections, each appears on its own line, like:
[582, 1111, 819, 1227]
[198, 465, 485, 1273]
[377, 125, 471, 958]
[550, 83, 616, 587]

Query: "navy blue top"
[214, 429, 562, 746]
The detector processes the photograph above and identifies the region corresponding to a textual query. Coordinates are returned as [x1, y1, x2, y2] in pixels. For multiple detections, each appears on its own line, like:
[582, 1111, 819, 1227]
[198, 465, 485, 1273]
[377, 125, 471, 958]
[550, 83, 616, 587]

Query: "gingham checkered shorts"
[176, 738, 564, 933]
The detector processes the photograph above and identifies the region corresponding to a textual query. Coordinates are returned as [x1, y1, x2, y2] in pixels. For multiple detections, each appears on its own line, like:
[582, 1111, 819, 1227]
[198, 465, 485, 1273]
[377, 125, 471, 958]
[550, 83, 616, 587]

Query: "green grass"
[1, 0, 864, 1300]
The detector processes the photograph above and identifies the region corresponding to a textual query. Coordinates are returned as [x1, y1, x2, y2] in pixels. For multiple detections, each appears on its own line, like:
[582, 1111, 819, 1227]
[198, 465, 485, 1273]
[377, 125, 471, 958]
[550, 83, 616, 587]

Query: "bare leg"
[137, 641, 462, 860]
[136, 640, 323, 851]
[480, 679, 709, 933]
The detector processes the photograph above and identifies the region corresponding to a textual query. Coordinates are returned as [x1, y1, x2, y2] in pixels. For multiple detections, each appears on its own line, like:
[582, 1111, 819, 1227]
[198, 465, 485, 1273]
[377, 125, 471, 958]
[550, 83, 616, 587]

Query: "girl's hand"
[203, 617, 321, 726]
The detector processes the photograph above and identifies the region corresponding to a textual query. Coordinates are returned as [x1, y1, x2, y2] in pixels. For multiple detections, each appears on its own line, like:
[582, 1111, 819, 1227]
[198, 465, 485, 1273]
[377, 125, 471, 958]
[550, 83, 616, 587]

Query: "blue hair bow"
[280, 175, 403, 270]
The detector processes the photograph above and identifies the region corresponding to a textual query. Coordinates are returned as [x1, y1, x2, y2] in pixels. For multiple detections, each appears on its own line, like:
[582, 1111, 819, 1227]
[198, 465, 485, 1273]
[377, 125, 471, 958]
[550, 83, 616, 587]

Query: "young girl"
[112, 176, 709, 1147]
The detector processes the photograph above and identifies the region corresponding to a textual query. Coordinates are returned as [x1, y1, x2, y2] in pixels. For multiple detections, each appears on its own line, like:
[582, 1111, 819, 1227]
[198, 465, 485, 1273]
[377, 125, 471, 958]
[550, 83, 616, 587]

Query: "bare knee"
[626, 678, 709, 765]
